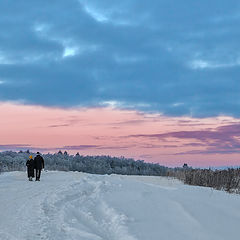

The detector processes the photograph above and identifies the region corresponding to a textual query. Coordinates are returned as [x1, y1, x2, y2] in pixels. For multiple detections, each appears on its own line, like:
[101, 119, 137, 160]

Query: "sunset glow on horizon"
[1, 102, 239, 168]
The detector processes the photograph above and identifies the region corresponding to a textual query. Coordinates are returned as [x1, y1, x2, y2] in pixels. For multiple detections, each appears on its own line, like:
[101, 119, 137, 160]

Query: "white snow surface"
[0, 171, 239, 240]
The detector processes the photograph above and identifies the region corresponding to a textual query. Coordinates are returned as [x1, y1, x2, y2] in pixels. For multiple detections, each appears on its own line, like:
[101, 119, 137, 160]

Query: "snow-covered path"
[0, 171, 239, 240]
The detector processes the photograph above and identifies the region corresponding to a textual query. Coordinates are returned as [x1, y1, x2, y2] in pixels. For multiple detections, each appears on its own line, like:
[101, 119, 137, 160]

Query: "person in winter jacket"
[34, 152, 45, 181]
[26, 155, 34, 181]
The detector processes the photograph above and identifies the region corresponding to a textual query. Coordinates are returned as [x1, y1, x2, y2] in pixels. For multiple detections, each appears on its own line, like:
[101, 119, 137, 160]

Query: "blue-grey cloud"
[127, 123, 240, 154]
[48, 124, 70, 128]
[0, 144, 31, 151]
[0, 0, 240, 117]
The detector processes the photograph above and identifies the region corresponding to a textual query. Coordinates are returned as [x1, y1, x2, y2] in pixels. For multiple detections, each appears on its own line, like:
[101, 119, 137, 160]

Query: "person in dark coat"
[34, 152, 44, 181]
[26, 155, 34, 181]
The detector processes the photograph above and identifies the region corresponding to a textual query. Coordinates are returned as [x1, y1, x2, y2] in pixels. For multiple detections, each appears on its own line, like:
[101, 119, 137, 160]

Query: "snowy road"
[0, 171, 239, 240]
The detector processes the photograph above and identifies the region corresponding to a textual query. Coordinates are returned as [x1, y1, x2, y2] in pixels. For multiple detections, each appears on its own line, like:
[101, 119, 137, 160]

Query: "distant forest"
[0, 150, 168, 176]
[0, 151, 239, 193]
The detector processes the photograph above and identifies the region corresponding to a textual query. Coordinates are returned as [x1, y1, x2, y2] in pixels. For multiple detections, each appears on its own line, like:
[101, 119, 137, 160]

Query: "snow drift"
[0, 171, 239, 240]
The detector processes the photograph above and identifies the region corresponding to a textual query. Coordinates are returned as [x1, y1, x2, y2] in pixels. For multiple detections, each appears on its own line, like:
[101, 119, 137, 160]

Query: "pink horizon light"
[0, 102, 240, 167]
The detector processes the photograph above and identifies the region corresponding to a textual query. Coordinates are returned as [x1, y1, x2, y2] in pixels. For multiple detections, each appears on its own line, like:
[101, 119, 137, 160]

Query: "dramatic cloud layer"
[0, 0, 240, 117]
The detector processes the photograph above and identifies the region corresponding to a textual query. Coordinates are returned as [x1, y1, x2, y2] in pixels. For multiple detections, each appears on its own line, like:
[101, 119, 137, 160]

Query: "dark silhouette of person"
[26, 155, 34, 181]
[34, 152, 44, 181]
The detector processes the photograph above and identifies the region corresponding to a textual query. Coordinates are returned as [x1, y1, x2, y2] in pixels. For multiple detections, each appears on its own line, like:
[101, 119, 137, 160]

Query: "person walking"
[26, 155, 34, 181]
[34, 152, 44, 181]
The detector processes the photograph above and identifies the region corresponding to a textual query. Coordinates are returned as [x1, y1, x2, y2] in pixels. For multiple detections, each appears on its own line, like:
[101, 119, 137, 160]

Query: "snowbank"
[0, 171, 239, 240]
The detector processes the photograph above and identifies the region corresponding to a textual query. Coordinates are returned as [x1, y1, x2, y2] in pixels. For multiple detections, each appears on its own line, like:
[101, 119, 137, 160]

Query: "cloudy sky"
[0, 0, 240, 167]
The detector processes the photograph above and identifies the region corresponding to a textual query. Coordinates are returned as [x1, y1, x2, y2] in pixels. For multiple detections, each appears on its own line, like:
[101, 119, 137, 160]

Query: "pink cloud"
[0, 102, 240, 167]
[128, 123, 240, 155]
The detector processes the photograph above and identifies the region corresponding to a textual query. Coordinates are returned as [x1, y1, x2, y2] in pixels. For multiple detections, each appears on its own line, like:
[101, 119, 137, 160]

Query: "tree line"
[0, 150, 168, 176]
[167, 165, 240, 194]
[0, 151, 239, 193]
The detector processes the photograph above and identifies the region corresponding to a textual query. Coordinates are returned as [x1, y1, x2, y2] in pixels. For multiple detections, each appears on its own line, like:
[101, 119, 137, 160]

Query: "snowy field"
[0, 171, 239, 240]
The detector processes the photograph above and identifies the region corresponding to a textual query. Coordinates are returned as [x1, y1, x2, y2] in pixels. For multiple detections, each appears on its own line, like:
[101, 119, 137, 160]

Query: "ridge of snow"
[0, 171, 239, 240]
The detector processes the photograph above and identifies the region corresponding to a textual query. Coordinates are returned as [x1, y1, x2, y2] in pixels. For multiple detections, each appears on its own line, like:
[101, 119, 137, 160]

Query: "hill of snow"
[0, 171, 239, 240]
